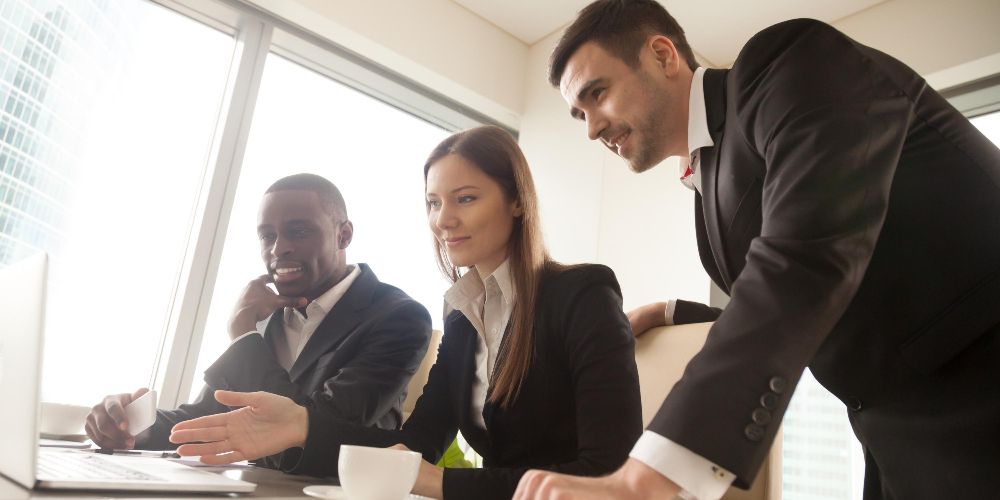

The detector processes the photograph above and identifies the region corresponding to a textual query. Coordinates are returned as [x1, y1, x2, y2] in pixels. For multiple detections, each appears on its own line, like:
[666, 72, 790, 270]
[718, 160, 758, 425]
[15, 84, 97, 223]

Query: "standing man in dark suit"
[85, 173, 432, 470]
[515, 1, 1000, 499]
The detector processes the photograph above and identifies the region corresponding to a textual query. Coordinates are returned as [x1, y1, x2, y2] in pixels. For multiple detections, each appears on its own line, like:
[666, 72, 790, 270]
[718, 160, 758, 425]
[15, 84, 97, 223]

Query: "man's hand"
[626, 302, 668, 337]
[85, 388, 149, 449]
[169, 390, 308, 465]
[513, 458, 681, 500]
[228, 274, 307, 340]
[388, 444, 443, 499]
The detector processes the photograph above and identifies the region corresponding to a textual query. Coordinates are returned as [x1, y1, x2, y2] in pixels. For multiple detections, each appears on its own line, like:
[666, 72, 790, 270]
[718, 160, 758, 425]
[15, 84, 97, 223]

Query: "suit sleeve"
[649, 19, 911, 486]
[442, 270, 643, 499]
[672, 299, 723, 324]
[289, 316, 463, 477]
[203, 300, 430, 468]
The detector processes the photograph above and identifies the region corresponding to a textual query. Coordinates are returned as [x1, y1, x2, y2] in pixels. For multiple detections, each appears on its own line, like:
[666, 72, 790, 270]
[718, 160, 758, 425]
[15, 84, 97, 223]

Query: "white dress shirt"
[442, 260, 514, 429]
[233, 264, 362, 371]
[630, 67, 736, 500]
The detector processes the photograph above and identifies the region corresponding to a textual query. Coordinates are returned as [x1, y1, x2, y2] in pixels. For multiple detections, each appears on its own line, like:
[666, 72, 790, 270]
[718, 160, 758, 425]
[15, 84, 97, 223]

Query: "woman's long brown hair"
[424, 125, 553, 408]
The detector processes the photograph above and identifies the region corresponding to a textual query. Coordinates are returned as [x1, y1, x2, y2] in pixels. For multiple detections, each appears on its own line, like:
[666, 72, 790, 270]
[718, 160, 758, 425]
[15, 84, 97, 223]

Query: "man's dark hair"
[265, 173, 348, 220]
[548, 0, 698, 87]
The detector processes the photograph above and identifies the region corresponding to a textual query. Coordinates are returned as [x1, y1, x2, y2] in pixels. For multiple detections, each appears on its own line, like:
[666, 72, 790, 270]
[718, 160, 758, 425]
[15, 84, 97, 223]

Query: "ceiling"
[451, 0, 886, 66]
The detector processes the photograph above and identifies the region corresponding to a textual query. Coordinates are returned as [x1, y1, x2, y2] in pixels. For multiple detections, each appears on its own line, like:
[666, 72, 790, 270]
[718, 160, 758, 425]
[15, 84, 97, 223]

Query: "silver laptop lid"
[0, 253, 47, 489]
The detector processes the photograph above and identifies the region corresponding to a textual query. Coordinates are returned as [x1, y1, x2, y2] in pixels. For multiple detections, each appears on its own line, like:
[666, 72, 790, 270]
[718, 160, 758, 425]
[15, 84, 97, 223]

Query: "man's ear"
[338, 220, 354, 249]
[648, 35, 680, 77]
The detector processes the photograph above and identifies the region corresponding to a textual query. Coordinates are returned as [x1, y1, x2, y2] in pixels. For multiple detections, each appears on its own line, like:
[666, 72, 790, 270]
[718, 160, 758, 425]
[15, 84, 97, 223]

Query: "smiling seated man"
[85, 173, 432, 469]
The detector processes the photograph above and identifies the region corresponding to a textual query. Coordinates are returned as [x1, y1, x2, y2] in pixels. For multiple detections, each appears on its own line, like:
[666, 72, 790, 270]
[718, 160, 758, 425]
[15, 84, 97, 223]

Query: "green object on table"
[436, 438, 474, 468]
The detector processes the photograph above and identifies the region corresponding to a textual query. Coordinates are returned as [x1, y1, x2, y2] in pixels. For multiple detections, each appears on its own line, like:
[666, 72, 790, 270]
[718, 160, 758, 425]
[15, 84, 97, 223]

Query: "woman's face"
[426, 153, 521, 276]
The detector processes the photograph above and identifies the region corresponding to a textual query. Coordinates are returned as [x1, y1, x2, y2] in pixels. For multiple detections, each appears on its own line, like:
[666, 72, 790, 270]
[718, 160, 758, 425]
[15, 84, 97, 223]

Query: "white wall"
[245, 0, 529, 129]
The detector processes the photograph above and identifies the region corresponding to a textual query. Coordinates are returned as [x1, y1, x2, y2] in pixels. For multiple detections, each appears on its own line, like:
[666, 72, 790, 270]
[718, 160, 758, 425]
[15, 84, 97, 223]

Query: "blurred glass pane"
[0, 0, 234, 404]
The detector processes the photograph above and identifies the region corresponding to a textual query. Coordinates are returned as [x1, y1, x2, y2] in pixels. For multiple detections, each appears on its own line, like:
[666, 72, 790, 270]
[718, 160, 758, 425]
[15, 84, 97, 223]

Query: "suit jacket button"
[752, 408, 772, 426]
[847, 397, 862, 412]
[744, 423, 765, 442]
[768, 376, 787, 394]
[760, 393, 779, 410]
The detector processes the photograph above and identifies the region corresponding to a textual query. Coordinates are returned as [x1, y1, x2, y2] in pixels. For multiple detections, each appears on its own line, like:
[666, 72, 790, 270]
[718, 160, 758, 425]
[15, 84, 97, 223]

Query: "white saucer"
[303, 485, 433, 500]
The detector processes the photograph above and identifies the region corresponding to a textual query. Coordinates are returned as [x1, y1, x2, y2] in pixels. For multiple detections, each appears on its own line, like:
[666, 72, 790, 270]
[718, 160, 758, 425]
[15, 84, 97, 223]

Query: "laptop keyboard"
[37, 452, 162, 482]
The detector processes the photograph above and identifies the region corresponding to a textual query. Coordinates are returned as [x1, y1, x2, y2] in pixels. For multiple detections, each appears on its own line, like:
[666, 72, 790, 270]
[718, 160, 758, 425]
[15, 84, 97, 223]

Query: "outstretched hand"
[169, 390, 309, 464]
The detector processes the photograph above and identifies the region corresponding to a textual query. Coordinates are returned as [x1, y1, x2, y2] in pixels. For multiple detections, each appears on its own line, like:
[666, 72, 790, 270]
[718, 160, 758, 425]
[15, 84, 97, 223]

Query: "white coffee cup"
[338, 445, 421, 500]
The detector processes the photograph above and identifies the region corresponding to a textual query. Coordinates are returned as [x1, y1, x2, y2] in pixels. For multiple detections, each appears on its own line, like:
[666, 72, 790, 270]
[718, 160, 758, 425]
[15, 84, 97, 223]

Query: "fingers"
[87, 395, 133, 449]
[175, 439, 237, 457]
[104, 394, 130, 432]
[388, 443, 411, 451]
[213, 390, 257, 408]
[199, 451, 247, 465]
[131, 387, 149, 400]
[169, 426, 230, 444]
[514, 470, 564, 500]
[171, 412, 232, 433]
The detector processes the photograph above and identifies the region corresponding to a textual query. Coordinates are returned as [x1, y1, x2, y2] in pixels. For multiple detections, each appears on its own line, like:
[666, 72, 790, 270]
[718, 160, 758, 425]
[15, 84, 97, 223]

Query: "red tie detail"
[680, 165, 693, 181]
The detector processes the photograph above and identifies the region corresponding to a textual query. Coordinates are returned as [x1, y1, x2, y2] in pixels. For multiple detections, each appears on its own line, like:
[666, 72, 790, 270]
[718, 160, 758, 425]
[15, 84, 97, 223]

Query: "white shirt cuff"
[630, 431, 734, 500]
[230, 330, 261, 345]
[664, 299, 678, 326]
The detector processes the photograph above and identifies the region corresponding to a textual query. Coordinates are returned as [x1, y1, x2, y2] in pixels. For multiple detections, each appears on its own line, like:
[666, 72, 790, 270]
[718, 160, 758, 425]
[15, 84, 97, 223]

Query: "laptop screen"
[0, 253, 48, 489]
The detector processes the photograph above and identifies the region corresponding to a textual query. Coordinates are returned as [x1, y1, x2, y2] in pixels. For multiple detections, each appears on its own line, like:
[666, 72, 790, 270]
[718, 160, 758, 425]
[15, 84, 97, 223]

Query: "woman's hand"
[625, 302, 668, 337]
[389, 444, 443, 499]
[169, 390, 308, 464]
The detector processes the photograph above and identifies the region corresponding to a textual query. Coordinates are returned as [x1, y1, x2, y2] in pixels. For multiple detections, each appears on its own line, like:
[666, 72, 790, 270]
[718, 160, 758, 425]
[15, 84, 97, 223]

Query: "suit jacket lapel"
[287, 264, 377, 381]
[698, 68, 735, 288]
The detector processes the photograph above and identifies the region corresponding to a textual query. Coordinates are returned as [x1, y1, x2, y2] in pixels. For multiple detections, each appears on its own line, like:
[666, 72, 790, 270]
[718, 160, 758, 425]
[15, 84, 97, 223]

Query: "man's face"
[559, 40, 689, 172]
[257, 190, 351, 300]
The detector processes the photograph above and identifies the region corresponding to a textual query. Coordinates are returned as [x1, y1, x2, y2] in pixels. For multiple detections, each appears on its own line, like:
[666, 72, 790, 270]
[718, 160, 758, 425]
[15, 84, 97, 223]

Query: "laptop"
[0, 253, 256, 493]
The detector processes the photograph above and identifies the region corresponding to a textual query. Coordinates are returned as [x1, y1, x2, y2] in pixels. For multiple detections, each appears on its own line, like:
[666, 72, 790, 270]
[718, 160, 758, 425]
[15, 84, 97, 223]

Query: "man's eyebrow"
[569, 78, 602, 120]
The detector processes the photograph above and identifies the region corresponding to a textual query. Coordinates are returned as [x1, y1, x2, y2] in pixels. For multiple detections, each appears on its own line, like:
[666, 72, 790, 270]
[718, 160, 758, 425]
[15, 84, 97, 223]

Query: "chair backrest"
[635, 322, 782, 500]
[403, 329, 443, 421]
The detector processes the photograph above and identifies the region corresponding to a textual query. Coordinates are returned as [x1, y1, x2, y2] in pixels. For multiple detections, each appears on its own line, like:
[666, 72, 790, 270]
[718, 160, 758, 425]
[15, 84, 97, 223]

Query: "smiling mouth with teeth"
[274, 267, 303, 275]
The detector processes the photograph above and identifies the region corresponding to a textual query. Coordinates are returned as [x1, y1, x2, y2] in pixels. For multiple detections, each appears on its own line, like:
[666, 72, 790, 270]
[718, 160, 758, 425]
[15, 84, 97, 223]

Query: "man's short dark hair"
[548, 0, 698, 87]
[265, 173, 348, 220]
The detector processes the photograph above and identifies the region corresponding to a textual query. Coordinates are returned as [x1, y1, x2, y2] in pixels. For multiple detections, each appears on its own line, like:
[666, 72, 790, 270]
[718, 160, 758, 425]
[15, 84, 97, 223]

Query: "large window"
[189, 52, 449, 401]
[0, 0, 489, 411]
[0, 0, 234, 405]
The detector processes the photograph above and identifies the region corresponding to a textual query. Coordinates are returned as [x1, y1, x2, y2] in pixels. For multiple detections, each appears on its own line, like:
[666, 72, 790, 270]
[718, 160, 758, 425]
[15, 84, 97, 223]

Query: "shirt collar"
[687, 66, 714, 157]
[287, 264, 360, 320]
[443, 259, 514, 312]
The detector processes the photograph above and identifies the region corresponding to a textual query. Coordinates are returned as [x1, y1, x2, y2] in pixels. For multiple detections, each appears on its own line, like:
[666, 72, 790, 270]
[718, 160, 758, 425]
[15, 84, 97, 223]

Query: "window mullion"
[151, 16, 272, 409]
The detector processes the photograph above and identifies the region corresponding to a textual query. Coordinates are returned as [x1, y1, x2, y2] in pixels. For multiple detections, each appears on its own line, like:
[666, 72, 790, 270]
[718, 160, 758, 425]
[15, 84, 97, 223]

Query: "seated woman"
[170, 126, 642, 500]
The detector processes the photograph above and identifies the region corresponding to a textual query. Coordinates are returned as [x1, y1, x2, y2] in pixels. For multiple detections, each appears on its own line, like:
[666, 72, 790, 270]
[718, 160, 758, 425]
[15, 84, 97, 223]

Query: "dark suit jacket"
[288, 264, 642, 500]
[647, 19, 1000, 497]
[140, 264, 432, 469]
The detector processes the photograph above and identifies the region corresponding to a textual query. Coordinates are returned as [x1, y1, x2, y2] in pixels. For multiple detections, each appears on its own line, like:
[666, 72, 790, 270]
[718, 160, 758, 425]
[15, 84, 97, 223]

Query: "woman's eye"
[427, 199, 441, 209]
[457, 195, 476, 203]
[592, 87, 604, 100]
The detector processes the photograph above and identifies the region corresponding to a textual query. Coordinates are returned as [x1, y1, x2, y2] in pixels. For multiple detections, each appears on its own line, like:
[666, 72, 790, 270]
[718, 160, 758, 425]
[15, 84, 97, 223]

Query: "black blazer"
[288, 264, 642, 500]
[141, 264, 432, 468]
[648, 19, 1000, 497]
